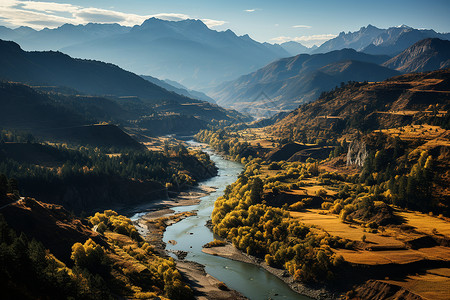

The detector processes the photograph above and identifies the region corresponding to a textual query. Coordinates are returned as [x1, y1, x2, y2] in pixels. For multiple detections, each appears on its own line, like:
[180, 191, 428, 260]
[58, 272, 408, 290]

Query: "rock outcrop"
[346, 140, 368, 167]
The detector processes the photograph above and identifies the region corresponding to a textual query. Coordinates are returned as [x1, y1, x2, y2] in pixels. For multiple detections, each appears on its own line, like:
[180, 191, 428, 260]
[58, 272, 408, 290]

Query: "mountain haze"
[0, 23, 130, 51]
[278, 41, 316, 56]
[141, 75, 216, 103]
[45, 18, 291, 89]
[313, 25, 450, 56]
[0, 39, 191, 103]
[0, 39, 249, 139]
[363, 26, 450, 55]
[212, 49, 397, 116]
[313, 25, 384, 54]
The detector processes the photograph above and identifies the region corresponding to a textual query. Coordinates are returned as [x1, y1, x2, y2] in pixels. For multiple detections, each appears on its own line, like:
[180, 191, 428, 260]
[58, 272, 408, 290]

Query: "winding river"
[137, 141, 310, 299]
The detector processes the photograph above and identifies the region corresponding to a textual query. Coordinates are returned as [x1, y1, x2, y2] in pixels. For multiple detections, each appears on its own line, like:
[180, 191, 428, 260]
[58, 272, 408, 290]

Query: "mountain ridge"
[0, 18, 290, 90]
[212, 48, 398, 116]
[383, 38, 450, 73]
[313, 24, 450, 56]
[270, 68, 450, 141]
[0, 39, 191, 104]
[141, 75, 216, 103]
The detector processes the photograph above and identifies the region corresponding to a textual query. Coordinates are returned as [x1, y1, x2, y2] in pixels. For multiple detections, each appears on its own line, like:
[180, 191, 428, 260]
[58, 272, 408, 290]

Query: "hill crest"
[383, 38, 450, 73]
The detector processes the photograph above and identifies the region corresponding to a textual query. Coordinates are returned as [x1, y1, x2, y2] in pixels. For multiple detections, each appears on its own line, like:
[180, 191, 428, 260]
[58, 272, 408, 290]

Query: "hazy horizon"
[1, 0, 449, 47]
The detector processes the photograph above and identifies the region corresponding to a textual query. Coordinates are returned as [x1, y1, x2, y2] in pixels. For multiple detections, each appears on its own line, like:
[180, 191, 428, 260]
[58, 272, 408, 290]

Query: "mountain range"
[0, 81, 144, 148]
[276, 41, 317, 56]
[212, 38, 450, 116]
[1, 22, 449, 123]
[383, 38, 450, 73]
[0, 39, 189, 103]
[313, 24, 450, 56]
[2, 21, 447, 91]
[140, 75, 216, 103]
[211, 48, 398, 116]
[0, 23, 130, 51]
[0, 39, 248, 142]
[270, 68, 450, 140]
[0, 19, 290, 90]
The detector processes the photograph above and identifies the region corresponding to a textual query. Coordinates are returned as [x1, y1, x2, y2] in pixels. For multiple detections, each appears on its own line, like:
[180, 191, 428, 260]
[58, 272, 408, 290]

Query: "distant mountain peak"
[137, 17, 210, 34]
[313, 24, 450, 56]
[179, 18, 209, 29]
[139, 17, 165, 27]
[14, 26, 36, 35]
[0, 19, 304, 89]
[396, 24, 412, 29]
[276, 41, 314, 56]
[16, 25, 34, 30]
[141, 17, 207, 27]
[223, 28, 238, 37]
[361, 24, 380, 32]
[182, 18, 205, 25]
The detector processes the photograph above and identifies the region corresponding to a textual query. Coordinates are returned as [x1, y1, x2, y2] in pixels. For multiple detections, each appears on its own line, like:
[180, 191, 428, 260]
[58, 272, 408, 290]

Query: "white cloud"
[0, 4, 79, 28]
[201, 19, 227, 28]
[0, 0, 225, 29]
[19, 1, 79, 13]
[292, 25, 311, 29]
[244, 9, 258, 12]
[151, 13, 190, 22]
[271, 34, 337, 47]
[75, 8, 137, 24]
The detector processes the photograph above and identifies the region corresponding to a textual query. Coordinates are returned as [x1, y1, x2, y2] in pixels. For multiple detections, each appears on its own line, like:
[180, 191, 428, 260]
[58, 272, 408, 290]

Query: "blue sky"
[1, 0, 449, 46]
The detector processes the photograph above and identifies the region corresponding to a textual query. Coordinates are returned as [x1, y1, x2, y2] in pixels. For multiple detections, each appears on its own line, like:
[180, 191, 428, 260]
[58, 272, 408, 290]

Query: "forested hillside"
[195, 68, 450, 298]
[0, 196, 192, 299]
[0, 131, 216, 212]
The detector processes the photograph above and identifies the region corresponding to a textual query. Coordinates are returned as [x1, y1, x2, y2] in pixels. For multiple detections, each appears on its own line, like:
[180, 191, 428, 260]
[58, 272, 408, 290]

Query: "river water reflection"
[142, 141, 310, 299]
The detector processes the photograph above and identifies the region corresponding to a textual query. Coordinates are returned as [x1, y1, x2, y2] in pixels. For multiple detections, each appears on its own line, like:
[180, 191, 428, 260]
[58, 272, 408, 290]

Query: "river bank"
[131, 184, 248, 299]
[202, 244, 336, 300]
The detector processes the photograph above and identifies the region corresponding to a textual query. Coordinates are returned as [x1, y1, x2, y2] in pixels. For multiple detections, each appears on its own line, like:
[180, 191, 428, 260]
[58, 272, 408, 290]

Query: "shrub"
[316, 189, 328, 197]
[203, 240, 227, 248]
[321, 202, 333, 210]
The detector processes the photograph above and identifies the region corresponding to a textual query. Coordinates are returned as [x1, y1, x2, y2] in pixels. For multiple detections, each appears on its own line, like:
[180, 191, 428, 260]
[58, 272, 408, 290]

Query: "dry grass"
[259, 169, 339, 197]
[381, 268, 450, 300]
[141, 136, 183, 152]
[285, 186, 337, 197]
[334, 246, 450, 266]
[397, 210, 450, 238]
[427, 268, 450, 277]
[378, 125, 449, 144]
[259, 165, 282, 177]
[291, 209, 450, 267]
[105, 231, 135, 245]
[290, 209, 404, 247]
[320, 156, 360, 176]
[335, 249, 419, 265]
[236, 128, 278, 151]
[416, 246, 450, 261]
